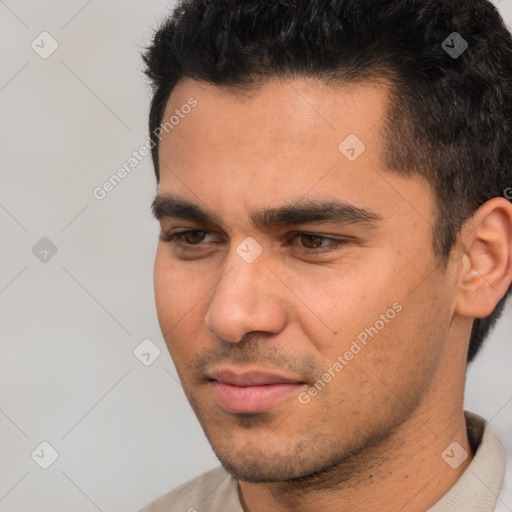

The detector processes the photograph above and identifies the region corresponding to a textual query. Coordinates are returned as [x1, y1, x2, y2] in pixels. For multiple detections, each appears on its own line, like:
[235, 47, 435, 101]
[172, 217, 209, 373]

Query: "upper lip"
[209, 368, 304, 386]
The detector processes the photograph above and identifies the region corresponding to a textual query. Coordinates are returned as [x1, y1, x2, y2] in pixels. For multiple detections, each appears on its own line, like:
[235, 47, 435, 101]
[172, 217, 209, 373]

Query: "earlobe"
[454, 197, 512, 319]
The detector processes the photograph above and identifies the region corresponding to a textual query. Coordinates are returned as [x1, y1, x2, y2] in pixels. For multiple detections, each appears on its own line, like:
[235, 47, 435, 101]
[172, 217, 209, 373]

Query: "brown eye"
[287, 232, 349, 256]
[160, 229, 216, 247]
[298, 234, 325, 249]
[182, 230, 207, 244]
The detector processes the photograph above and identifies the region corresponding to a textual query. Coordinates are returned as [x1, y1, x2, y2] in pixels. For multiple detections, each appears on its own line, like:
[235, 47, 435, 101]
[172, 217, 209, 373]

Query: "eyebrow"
[151, 194, 382, 230]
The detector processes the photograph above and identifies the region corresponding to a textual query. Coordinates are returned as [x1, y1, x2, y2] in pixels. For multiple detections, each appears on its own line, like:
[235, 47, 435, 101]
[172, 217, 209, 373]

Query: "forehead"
[157, 77, 435, 231]
[161, 77, 390, 159]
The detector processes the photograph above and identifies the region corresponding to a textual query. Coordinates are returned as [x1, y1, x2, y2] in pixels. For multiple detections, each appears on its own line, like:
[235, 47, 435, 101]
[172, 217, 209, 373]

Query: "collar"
[427, 411, 505, 511]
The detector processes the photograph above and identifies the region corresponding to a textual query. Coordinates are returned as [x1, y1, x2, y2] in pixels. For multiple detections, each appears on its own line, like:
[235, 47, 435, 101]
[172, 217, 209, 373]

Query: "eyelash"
[159, 230, 348, 255]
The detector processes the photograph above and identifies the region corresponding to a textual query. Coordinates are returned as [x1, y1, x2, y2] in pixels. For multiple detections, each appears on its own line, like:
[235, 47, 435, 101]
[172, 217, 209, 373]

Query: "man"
[139, 0, 512, 510]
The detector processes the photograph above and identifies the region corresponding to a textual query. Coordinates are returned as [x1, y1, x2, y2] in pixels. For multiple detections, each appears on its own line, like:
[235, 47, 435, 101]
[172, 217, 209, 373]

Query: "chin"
[218, 455, 314, 483]
[208, 434, 345, 484]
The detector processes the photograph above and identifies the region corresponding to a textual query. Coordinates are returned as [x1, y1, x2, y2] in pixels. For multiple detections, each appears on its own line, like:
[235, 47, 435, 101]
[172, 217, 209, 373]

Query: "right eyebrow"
[151, 194, 220, 225]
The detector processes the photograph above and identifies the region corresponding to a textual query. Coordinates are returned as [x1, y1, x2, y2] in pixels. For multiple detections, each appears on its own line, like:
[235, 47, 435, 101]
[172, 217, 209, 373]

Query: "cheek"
[299, 299, 448, 441]
[292, 263, 402, 356]
[153, 252, 207, 345]
[356, 300, 448, 417]
[294, 254, 450, 387]
[338, 280, 450, 404]
[153, 252, 178, 330]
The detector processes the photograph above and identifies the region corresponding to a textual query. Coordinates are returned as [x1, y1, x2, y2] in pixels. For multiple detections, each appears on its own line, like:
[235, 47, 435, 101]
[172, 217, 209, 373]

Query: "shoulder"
[138, 466, 241, 512]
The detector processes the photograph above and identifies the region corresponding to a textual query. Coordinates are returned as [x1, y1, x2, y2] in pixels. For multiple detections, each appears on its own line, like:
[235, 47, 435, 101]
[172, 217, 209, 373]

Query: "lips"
[208, 368, 306, 413]
[209, 369, 303, 386]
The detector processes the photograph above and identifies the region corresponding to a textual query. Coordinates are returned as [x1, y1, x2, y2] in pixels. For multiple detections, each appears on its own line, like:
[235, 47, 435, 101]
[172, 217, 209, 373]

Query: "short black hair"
[142, 0, 512, 363]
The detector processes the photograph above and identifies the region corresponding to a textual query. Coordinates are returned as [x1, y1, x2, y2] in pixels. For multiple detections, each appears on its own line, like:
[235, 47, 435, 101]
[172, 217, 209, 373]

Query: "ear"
[454, 197, 512, 318]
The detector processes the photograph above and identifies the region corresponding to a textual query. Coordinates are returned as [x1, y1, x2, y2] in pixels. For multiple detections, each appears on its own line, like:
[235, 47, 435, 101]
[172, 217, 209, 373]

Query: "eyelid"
[160, 228, 220, 244]
[160, 228, 350, 255]
[285, 232, 350, 254]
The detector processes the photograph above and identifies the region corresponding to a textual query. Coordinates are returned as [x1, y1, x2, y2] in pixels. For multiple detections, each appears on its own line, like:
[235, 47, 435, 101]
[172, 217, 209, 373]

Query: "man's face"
[153, 78, 457, 482]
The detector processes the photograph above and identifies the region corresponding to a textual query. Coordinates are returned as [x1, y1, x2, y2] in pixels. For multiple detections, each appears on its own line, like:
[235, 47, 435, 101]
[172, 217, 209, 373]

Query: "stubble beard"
[185, 387, 408, 494]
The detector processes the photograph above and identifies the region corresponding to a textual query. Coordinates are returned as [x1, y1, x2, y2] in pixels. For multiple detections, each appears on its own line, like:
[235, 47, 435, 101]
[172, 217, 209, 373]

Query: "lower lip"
[210, 381, 304, 413]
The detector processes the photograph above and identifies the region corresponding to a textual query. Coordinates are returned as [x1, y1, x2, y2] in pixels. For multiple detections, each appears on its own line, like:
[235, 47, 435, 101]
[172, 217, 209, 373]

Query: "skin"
[152, 77, 512, 512]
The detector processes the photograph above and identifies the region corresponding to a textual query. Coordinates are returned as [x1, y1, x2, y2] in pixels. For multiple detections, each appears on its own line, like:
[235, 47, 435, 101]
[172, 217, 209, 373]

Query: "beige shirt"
[139, 411, 506, 512]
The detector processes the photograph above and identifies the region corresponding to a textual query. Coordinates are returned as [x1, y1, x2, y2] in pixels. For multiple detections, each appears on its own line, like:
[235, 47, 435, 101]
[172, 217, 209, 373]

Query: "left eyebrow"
[250, 199, 382, 229]
[151, 194, 382, 229]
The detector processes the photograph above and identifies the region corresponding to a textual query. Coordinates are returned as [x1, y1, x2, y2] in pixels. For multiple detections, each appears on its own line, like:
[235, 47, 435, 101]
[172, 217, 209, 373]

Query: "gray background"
[0, 1, 511, 511]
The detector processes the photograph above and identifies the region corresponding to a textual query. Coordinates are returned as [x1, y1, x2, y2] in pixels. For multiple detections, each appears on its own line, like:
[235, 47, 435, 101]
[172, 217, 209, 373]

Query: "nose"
[204, 250, 288, 343]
